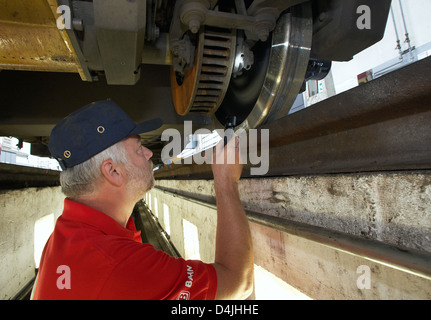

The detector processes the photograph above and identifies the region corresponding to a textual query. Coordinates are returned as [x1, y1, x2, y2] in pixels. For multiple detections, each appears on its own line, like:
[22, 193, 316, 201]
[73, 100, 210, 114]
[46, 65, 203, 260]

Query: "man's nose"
[144, 147, 153, 160]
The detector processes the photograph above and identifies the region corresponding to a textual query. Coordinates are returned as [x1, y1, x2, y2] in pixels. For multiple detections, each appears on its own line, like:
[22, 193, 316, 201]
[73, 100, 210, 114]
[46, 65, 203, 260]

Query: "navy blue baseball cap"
[49, 99, 163, 170]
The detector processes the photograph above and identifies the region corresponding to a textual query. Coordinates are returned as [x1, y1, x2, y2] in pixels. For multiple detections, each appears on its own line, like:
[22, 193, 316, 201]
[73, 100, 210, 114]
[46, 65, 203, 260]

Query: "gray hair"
[60, 141, 129, 200]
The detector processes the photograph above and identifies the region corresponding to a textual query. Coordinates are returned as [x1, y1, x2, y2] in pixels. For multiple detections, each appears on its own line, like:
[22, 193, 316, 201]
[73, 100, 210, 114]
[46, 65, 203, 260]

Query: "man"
[33, 99, 253, 300]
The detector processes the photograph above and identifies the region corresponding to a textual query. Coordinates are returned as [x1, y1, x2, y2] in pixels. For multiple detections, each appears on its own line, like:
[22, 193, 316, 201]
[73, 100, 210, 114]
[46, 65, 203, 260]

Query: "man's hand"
[211, 135, 243, 185]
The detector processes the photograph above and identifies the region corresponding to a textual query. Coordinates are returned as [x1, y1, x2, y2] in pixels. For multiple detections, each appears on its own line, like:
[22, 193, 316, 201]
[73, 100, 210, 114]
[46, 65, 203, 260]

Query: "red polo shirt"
[33, 199, 217, 300]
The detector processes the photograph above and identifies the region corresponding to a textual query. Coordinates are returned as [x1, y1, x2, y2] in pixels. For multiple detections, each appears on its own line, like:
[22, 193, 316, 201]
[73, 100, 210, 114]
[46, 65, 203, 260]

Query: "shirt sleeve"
[97, 242, 217, 300]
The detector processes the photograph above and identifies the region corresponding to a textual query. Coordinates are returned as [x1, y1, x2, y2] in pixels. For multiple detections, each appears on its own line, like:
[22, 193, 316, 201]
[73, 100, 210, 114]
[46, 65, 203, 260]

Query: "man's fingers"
[213, 135, 240, 165]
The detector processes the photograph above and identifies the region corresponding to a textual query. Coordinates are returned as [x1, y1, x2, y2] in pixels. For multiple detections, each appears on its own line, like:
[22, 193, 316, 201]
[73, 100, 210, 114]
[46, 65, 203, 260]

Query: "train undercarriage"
[0, 0, 392, 158]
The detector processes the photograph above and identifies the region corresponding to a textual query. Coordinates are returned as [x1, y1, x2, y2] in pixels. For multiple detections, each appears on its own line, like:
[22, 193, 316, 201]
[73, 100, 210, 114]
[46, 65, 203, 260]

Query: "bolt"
[72, 18, 84, 31]
[180, 1, 208, 34]
[253, 8, 278, 42]
[258, 27, 270, 42]
[189, 19, 201, 33]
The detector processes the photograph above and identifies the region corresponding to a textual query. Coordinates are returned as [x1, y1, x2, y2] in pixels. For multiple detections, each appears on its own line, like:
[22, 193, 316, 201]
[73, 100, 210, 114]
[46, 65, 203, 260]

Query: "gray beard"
[125, 161, 154, 202]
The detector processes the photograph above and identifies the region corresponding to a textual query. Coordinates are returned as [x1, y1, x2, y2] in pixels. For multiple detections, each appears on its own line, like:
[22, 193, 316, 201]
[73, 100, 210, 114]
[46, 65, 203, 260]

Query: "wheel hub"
[215, 3, 313, 129]
[171, 3, 313, 130]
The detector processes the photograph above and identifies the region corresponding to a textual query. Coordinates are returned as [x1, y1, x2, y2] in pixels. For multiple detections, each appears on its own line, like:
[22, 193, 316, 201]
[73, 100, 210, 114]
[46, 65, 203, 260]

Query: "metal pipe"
[390, 4, 403, 58]
[398, 0, 413, 59]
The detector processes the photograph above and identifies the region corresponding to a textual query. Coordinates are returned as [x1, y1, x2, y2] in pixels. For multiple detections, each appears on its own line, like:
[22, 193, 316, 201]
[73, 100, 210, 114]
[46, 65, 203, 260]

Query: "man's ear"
[100, 159, 124, 187]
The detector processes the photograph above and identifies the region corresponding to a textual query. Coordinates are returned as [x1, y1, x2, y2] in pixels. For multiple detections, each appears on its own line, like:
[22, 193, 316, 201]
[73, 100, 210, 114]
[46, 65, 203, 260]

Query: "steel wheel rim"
[213, 3, 313, 129]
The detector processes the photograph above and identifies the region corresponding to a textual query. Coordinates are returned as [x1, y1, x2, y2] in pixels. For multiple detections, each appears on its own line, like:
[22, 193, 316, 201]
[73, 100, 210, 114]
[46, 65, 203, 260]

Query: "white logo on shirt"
[177, 291, 190, 300]
[185, 265, 194, 288]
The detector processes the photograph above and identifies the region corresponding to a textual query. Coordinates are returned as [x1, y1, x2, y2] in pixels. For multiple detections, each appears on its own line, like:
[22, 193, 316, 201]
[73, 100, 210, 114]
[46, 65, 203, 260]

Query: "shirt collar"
[62, 198, 142, 243]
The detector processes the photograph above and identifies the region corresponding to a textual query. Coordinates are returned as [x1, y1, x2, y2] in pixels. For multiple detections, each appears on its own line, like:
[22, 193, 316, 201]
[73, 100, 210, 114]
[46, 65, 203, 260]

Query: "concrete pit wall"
[1, 171, 429, 299]
[0, 187, 64, 299]
[147, 171, 431, 300]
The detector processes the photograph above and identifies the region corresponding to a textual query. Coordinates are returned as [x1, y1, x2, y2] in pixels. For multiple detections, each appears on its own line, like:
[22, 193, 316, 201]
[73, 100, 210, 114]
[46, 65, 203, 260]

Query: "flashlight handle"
[224, 116, 237, 147]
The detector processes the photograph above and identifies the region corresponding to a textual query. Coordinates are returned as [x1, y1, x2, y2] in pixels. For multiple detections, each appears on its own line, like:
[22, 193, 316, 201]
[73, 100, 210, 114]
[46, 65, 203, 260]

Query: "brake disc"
[171, 27, 236, 116]
[214, 3, 313, 129]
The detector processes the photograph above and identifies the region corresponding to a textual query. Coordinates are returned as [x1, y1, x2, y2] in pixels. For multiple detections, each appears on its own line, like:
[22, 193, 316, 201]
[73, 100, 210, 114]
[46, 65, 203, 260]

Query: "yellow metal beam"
[0, 0, 87, 80]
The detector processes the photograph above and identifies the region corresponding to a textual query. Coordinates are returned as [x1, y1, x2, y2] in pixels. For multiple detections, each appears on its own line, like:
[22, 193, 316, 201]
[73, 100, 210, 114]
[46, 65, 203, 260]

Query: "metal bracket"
[179, 0, 279, 42]
[93, 0, 147, 85]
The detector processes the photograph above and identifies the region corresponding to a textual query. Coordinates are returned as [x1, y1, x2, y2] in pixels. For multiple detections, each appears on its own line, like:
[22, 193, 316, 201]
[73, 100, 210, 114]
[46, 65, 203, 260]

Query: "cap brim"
[129, 118, 163, 136]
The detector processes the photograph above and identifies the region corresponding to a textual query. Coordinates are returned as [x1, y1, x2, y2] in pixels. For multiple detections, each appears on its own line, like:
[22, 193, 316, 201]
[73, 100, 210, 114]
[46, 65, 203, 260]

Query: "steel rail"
[0, 163, 60, 190]
[154, 56, 431, 179]
[154, 185, 431, 280]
